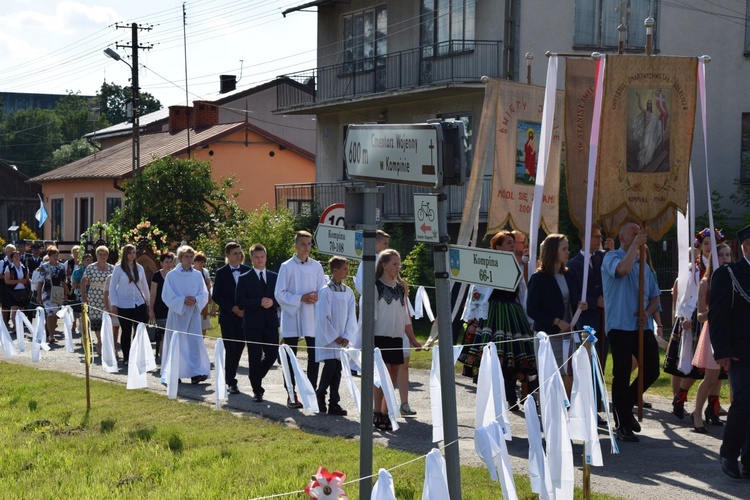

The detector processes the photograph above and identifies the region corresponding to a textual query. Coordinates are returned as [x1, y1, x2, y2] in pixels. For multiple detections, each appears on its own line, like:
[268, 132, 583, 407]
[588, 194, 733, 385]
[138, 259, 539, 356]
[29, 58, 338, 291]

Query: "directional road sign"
[314, 224, 363, 260]
[447, 244, 522, 291]
[414, 194, 439, 243]
[344, 123, 444, 188]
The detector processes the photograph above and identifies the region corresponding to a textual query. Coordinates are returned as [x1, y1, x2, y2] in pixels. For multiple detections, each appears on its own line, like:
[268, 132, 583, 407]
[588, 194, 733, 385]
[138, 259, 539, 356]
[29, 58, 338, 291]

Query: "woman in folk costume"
[161, 245, 211, 385]
[458, 230, 537, 409]
[667, 228, 725, 419]
[690, 243, 732, 432]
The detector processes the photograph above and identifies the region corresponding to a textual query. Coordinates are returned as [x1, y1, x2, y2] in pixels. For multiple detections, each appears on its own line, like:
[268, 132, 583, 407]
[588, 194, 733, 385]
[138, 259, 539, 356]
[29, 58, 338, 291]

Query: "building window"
[746, 1, 750, 55]
[421, 0, 476, 58]
[343, 6, 387, 73]
[75, 196, 94, 240]
[574, 0, 656, 51]
[106, 197, 122, 221]
[51, 198, 63, 241]
[742, 113, 750, 183]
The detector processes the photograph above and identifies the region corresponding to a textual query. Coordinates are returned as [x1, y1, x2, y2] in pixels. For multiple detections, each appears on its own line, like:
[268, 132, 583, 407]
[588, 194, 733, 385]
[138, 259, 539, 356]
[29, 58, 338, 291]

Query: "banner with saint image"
[596, 55, 696, 234]
[487, 80, 563, 236]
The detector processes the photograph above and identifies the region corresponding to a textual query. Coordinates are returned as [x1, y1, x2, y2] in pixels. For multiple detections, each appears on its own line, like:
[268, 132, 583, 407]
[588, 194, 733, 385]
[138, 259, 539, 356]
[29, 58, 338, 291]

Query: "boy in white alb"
[315, 256, 357, 416]
[275, 231, 326, 408]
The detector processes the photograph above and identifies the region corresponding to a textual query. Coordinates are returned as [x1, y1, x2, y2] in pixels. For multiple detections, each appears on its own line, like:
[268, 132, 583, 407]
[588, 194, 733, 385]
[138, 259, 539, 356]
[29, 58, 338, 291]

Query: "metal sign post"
[433, 188, 463, 499]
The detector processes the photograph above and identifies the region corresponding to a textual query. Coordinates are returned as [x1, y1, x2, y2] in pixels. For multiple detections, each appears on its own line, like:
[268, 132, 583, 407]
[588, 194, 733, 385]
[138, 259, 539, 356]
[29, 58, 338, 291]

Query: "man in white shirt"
[275, 231, 326, 408]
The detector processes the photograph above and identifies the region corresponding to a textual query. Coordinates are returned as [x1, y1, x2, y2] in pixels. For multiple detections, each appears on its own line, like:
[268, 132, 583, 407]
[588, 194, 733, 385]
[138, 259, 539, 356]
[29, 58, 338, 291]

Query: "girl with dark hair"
[527, 233, 587, 396]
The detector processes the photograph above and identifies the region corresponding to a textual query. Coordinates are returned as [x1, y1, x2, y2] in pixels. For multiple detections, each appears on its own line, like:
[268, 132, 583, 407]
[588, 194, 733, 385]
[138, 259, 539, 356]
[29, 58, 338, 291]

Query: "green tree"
[50, 138, 98, 167]
[110, 156, 240, 245]
[54, 92, 107, 141]
[0, 108, 63, 177]
[98, 81, 162, 125]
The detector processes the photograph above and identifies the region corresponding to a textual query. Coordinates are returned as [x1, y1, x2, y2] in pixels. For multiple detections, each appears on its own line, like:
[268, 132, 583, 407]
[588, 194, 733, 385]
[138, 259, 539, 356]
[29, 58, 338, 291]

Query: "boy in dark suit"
[236, 243, 280, 402]
[212, 242, 250, 394]
[709, 224, 750, 479]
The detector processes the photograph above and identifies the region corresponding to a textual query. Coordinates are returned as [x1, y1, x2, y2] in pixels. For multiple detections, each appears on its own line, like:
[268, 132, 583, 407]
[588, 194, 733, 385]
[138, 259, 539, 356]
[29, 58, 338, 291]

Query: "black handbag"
[12, 287, 31, 304]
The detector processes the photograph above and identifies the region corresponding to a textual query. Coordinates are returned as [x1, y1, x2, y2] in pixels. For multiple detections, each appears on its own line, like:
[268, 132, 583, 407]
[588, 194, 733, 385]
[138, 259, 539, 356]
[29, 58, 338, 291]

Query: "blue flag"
[35, 194, 48, 228]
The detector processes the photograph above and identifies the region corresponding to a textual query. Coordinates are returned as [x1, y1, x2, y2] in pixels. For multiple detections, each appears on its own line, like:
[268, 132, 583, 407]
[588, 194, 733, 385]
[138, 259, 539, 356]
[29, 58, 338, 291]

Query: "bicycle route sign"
[344, 123, 443, 188]
[414, 194, 439, 243]
[447, 244, 522, 291]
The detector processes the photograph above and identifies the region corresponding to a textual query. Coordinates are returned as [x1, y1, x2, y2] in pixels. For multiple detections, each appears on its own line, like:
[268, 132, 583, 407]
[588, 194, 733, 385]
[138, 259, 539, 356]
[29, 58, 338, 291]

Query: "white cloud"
[0, 1, 120, 35]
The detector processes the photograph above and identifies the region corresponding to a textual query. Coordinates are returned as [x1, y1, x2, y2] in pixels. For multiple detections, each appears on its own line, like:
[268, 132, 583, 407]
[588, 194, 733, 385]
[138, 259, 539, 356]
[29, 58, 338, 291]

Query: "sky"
[0, 0, 318, 107]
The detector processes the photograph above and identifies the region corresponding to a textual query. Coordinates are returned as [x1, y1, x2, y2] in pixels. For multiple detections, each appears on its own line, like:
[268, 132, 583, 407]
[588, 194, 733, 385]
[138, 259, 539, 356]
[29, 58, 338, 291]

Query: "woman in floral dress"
[80, 246, 114, 355]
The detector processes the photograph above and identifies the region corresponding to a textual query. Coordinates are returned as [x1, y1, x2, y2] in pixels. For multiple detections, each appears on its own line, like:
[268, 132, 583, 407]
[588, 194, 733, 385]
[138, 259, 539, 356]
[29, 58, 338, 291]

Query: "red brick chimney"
[192, 101, 219, 129]
[169, 105, 192, 133]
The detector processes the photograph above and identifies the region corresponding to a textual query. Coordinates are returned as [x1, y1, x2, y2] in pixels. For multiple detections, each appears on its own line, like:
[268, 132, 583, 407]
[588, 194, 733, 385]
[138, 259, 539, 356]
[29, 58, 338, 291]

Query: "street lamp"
[103, 46, 140, 185]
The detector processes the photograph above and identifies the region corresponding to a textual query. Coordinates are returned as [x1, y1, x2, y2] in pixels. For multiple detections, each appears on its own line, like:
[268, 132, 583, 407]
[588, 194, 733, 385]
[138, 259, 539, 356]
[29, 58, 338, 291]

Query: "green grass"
[0, 362, 619, 499]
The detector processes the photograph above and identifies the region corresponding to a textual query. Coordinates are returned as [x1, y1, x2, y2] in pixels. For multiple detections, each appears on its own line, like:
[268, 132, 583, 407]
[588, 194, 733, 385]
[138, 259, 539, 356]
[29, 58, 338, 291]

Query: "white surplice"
[274, 256, 326, 339]
[314, 283, 357, 362]
[161, 267, 210, 379]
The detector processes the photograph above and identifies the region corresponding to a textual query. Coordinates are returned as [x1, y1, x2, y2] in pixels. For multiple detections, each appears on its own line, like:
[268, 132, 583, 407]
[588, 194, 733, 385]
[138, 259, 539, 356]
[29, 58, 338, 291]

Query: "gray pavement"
[2, 328, 747, 499]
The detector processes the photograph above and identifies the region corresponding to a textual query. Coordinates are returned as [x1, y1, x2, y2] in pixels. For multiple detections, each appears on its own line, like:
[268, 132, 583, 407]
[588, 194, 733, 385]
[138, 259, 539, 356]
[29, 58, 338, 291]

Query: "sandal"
[400, 402, 417, 417]
[373, 412, 388, 431]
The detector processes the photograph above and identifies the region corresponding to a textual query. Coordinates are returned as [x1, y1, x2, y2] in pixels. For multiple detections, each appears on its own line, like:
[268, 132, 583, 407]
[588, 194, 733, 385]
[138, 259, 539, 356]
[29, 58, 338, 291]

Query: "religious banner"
[564, 58, 675, 241]
[596, 55, 696, 236]
[486, 80, 563, 236]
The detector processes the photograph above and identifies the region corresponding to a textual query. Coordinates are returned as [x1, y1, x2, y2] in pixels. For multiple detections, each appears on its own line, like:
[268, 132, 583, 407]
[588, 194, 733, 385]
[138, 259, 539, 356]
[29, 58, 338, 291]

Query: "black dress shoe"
[228, 384, 240, 395]
[617, 427, 640, 443]
[629, 415, 641, 433]
[720, 457, 742, 480]
[252, 393, 263, 402]
[327, 403, 348, 416]
[642, 401, 653, 409]
[191, 374, 208, 384]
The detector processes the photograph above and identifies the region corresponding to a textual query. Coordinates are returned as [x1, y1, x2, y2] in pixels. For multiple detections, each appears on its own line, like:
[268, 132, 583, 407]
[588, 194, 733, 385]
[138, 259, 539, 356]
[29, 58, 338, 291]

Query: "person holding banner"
[602, 223, 661, 443]
[709, 225, 750, 480]
[527, 233, 587, 398]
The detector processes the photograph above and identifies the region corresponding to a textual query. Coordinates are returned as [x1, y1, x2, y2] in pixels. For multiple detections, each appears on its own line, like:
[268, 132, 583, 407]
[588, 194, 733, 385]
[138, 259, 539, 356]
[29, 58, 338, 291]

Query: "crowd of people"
[2, 221, 749, 479]
[457, 222, 750, 480]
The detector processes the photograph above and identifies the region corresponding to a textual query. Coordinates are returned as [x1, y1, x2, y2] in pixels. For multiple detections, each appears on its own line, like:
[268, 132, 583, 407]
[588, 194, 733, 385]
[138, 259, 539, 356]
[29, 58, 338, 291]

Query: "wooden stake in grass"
[82, 303, 91, 410]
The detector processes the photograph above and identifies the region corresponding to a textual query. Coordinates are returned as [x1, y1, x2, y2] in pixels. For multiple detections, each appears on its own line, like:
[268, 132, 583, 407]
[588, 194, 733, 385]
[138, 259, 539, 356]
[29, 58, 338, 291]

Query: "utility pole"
[114, 23, 152, 185]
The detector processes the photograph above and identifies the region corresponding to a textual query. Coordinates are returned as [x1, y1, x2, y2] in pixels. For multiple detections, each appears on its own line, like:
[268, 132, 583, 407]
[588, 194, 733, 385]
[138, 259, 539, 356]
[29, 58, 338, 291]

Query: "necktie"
[259, 271, 266, 288]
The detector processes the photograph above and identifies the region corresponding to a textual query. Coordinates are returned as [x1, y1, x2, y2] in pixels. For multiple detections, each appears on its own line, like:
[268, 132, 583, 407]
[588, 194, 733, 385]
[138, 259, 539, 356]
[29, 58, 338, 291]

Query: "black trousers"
[246, 326, 279, 395]
[721, 364, 750, 465]
[317, 359, 343, 404]
[118, 303, 148, 363]
[220, 314, 245, 387]
[282, 336, 319, 391]
[608, 328, 660, 426]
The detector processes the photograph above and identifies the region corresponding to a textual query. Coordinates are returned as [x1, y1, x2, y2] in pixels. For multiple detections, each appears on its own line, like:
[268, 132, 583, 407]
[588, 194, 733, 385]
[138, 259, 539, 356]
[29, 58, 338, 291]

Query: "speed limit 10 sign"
[319, 203, 345, 227]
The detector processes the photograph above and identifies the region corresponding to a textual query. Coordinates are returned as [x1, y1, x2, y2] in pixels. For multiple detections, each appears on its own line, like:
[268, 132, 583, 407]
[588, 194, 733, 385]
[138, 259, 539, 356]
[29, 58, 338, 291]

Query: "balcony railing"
[275, 176, 493, 223]
[276, 40, 503, 110]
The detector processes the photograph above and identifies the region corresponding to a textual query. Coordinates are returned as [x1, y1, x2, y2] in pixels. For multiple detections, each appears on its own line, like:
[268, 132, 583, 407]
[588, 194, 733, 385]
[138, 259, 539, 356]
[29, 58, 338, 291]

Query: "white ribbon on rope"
[374, 347, 400, 431]
[0, 316, 17, 356]
[412, 286, 435, 321]
[524, 396, 550, 499]
[422, 448, 450, 500]
[474, 420, 517, 499]
[55, 305, 75, 353]
[14, 309, 29, 353]
[340, 348, 361, 414]
[430, 344, 463, 443]
[278, 343, 319, 413]
[214, 338, 227, 408]
[126, 323, 157, 389]
[100, 312, 119, 373]
[30, 307, 48, 363]
[569, 343, 603, 466]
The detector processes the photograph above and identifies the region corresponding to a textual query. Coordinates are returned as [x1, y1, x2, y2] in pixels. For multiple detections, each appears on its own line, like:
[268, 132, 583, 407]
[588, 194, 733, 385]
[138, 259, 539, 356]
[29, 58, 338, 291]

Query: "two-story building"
[276, 0, 750, 227]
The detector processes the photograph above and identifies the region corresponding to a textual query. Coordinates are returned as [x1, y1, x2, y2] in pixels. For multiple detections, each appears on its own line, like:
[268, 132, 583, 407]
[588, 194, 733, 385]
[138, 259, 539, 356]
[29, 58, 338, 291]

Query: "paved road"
[2, 330, 747, 499]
